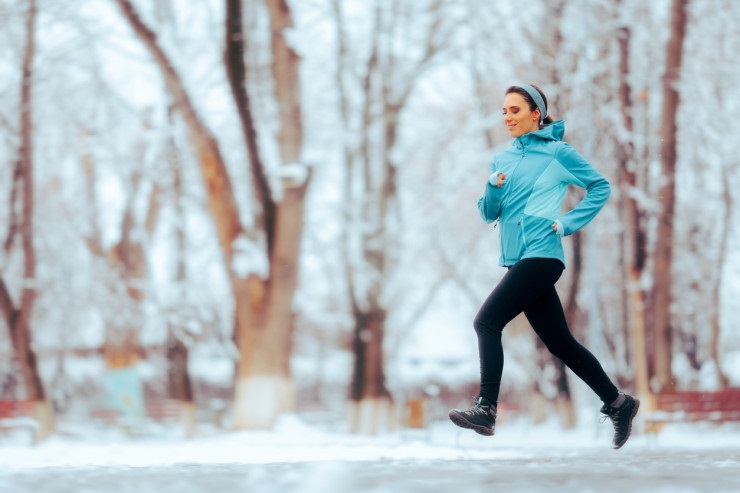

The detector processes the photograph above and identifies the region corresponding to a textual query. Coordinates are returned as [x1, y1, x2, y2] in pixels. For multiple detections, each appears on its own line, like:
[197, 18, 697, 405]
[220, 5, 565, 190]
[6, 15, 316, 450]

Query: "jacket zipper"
[500, 147, 526, 263]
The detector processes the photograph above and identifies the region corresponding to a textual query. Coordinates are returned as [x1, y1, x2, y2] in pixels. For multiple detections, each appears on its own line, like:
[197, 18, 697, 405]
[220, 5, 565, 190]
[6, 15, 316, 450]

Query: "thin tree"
[650, 0, 689, 393]
[613, 0, 650, 402]
[163, 107, 197, 436]
[334, 0, 394, 432]
[0, 0, 53, 439]
[708, 164, 732, 390]
[334, 0, 452, 432]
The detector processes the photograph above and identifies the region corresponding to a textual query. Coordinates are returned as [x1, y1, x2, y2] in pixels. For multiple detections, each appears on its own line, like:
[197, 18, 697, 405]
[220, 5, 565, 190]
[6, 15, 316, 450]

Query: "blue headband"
[518, 84, 547, 122]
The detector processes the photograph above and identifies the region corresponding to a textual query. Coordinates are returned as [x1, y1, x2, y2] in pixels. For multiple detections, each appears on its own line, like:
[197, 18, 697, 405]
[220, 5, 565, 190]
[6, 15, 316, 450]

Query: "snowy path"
[2, 417, 739, 492]
[3, 450, 739, 493]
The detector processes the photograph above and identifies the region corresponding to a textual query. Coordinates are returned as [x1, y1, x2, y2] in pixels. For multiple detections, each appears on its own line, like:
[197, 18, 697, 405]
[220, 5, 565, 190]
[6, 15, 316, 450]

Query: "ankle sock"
[609, 393, 626, 408]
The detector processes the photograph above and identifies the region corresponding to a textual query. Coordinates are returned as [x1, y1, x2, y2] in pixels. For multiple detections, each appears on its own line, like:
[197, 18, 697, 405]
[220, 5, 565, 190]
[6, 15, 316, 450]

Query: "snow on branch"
[275, 161, 310, 188]
[231, 234, 269, 279]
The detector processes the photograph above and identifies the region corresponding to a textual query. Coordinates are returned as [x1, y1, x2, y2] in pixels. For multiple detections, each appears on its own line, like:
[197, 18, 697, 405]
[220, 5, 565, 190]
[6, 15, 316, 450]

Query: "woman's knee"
[473, 313, 504, 336]
[544, 338, 584, 363]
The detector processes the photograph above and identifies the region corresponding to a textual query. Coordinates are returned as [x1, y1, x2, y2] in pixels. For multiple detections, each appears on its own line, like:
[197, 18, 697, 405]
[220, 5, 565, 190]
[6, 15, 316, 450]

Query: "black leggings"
[474, 257, 619, 405]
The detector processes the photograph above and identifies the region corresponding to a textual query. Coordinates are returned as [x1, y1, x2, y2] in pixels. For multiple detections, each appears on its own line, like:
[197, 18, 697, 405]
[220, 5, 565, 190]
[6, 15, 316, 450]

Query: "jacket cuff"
[554, 219, 565, 236]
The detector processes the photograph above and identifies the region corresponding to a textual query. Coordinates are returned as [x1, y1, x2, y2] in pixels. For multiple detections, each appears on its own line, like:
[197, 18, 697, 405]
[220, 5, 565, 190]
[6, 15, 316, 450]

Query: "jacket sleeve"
[477, 169, 505, 223]
[555, 142, 611, 235]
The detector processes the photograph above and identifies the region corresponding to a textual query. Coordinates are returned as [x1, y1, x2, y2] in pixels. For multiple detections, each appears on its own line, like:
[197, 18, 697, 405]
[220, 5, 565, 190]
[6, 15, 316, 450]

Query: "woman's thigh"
[475, 258, 563, 333]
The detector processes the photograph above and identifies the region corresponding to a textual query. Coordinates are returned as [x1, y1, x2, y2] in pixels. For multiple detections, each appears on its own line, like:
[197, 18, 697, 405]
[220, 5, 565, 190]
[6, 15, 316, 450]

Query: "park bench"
[0, 399, 39, 443]
[644, 388, 740, 434]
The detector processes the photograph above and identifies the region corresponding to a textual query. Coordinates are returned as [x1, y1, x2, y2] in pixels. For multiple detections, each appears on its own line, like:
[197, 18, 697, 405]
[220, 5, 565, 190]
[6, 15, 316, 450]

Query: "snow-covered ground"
[2, 415, 739, 493]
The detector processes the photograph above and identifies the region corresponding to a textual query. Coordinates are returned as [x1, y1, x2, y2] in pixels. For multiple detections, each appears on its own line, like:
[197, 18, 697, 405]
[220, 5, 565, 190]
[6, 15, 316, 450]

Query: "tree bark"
[332, 0, 392, 432]
[341, 0, 394, 434]
[224, 0, 275, 250]
[709, 165, 732, 389]
[0, 0, 53, 439]
[614, 16, 650, 401]
[264, 0, 303, 164]
[165, 123, 196, 437]
[224, 0, 311, 429]
[263, 0, 309, 383]
[651, 0, 689, 392]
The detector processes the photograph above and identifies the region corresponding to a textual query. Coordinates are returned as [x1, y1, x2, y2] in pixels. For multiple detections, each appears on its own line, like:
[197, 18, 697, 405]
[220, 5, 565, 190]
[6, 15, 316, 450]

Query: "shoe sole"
[613, 398, 640, 449]
[448, 411, 494, 436]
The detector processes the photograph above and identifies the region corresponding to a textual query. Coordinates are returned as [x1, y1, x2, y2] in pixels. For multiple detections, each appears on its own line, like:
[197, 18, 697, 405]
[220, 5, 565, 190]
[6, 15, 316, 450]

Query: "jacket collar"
[514, 120, 565, 149]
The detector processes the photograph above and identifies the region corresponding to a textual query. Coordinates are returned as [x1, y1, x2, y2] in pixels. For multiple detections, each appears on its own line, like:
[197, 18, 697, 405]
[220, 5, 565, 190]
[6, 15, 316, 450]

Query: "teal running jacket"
[477, 120, 610, 267]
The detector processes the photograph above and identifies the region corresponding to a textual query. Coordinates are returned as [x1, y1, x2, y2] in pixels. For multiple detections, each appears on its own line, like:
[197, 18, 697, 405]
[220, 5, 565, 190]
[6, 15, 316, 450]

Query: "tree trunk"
[614, 17, 650, 401]
[709, 165, 732, 389]
[16, 0, 42, 405]
[350, 1, 399, 433]
[225, 0, 311, 428]
[165, 133, 196, 437]
[0, 0, 53, 439]
[349, 306, 394, 433]
[115, 0, 299, 429]
[336, 0, 447, 432]
[231, 173, 311, 429]
[352, 94, 398, 431]
[651, 0, 689, 392]
[264, 0, 303, 164]
[223, 0, 274, 248]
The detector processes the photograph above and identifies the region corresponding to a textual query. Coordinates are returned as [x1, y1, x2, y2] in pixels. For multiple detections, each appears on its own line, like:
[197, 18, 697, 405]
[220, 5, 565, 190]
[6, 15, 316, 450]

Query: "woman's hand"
[489, 172, 507, 187]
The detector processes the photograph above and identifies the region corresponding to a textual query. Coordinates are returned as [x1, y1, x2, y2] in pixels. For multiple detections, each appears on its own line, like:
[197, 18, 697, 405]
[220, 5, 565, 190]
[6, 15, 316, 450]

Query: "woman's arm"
[554, 142, 611, 235]
[477, 171, 506, 223]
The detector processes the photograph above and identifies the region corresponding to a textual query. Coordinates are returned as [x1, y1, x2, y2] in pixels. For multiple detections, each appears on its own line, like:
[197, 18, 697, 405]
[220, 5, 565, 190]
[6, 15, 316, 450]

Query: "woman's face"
[502, 92, 540, 138]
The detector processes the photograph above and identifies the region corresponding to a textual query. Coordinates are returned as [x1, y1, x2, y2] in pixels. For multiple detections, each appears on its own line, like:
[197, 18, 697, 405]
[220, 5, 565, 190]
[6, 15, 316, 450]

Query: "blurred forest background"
[1, 0, 739, 441]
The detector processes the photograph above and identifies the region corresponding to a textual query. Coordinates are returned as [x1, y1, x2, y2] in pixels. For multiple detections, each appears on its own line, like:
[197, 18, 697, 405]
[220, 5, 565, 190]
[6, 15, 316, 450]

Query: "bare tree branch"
[224, 0, 275, 252]
[114, 0, 243, 262]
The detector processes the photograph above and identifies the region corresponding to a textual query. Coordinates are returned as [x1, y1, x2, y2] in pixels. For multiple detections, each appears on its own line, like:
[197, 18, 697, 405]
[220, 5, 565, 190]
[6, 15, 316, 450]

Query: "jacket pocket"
[521, 214, 559, 253]
[501, 218, 526, 263]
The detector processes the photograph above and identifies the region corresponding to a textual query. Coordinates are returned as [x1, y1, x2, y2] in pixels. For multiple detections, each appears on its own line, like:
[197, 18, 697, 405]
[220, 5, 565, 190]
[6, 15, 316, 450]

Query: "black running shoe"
[600, 394, 640, 449]
[449, 396, 496, 436]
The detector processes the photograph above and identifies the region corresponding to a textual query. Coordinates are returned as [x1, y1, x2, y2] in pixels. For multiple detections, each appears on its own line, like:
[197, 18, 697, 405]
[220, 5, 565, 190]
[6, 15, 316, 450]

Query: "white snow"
[1, 414, 739, 493]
